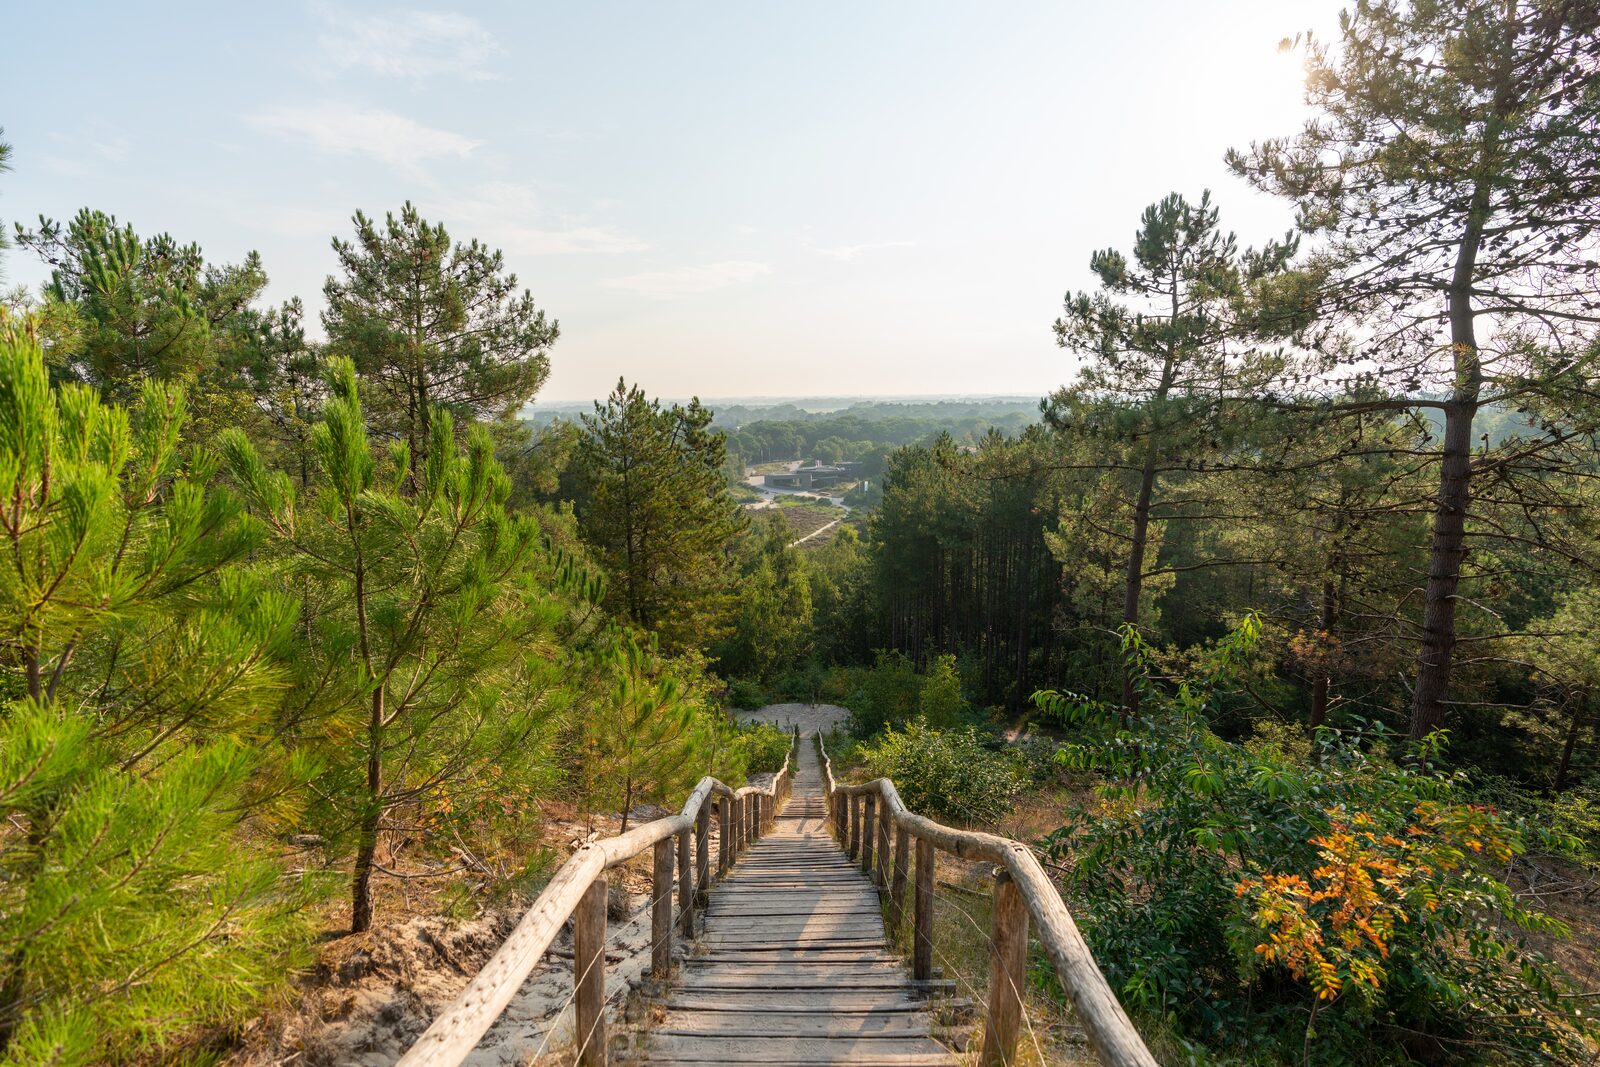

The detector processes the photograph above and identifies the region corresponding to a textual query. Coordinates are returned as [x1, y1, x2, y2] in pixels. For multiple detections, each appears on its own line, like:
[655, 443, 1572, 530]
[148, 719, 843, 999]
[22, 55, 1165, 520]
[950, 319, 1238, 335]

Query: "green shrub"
[1033, 616, 1593, 1065]
[917, 653, 970, 729]
[843, 650, 922, 737]
[856, 718, 1024, 824]
[733, 721, 794, 775]
[726, 677, 767, 710]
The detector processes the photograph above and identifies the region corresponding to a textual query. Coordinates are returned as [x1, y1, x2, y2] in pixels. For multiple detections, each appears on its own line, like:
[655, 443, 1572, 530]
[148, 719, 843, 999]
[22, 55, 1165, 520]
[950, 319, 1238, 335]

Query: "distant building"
[764, 462, 860, 489]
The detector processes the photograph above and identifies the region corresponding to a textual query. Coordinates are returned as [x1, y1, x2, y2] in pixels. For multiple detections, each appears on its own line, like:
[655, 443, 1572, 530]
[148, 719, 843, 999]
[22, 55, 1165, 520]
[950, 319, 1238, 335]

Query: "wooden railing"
[817, 733, 1158, 1067]
[395, 727, 800, 1067]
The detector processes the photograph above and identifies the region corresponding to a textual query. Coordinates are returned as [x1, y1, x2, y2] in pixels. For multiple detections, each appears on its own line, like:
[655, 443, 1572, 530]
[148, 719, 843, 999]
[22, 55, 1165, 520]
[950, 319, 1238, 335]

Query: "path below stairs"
[642, 735, 957, 1065]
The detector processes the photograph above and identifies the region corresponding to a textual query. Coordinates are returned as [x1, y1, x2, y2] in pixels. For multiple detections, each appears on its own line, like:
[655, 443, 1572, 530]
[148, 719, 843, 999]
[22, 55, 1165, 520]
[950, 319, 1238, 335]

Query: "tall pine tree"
[1229, 0, 1600, 739]
[322, 202, 559, 489]
[573, 379, 747, 652]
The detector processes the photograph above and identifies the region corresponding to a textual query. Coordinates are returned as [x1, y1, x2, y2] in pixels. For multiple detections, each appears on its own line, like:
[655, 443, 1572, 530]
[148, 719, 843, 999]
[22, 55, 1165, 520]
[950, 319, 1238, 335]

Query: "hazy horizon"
[5, 1, 1338, 402]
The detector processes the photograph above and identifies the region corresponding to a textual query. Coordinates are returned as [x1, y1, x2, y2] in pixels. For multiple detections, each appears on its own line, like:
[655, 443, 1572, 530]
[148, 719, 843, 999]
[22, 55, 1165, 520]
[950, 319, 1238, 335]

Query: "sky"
[2, 1, 1341, 404]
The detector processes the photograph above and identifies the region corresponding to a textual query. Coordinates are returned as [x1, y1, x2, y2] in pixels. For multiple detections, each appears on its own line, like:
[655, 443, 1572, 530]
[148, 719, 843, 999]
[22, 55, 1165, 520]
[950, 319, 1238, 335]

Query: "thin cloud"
[440, 181, 650, 256]
[601, 261, 771, 298]
[314, 6, 500, 81]
[814, 240, 917, 261]
[247, 103, 479, 170]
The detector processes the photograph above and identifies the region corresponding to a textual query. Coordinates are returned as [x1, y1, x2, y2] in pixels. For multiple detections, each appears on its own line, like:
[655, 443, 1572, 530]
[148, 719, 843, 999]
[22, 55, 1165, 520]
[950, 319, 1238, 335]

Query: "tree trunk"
[1555, 695, 1588, 793]
[351, 685, 384, 933]
[1120, 455, 1158, 723]
[1309, 577, 1336, 736]
[1410, 191, 1486, 743]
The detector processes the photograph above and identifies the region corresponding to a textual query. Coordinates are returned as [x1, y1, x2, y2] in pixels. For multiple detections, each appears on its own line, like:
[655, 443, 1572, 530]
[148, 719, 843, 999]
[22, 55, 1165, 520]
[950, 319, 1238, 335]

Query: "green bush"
[856, 718, 1024, 824]
[1033, 616, 1593, 1065]
[726, 677, 767, 710]
[733, 721, 794, 775]
[842, 650, 922, 737]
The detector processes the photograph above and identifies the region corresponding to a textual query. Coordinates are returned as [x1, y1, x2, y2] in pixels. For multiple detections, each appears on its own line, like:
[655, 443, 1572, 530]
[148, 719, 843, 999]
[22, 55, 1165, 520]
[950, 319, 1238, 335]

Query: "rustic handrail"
[397, 726, 799, 1067]
[816, 732, 1158, 1067]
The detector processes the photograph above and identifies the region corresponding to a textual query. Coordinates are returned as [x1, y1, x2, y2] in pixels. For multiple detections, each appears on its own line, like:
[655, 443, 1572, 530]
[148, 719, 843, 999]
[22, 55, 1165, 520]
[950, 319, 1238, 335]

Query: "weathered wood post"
[833, 794, 845, 841]
[889, 823, 910, 934]
[677, 826, 694, 938]
[875, 807, 891, 889]
[913, 837, 934, 981]
[575, 877, 609, 1067]
[979, 869, 1030, 1067]
[731, 796, 742, 858]
[651, 839, 674, 982]
[695, 802, 712, 905]
[861, 794, 877, 876]
[847, 795, 861, 859]
[718, 796, 731, 875]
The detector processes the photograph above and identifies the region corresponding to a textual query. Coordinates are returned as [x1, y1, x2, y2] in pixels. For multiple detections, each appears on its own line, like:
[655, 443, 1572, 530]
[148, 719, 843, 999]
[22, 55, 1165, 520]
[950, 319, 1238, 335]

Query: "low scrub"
[733, 721, 794, 775]
[856, 718, 1025, 825]
[1034, 616, 1593, 1065]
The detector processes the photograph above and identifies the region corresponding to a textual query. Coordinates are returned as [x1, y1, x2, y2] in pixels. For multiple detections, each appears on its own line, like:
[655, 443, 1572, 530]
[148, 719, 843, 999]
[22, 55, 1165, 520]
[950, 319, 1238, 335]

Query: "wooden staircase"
[644, 736, 957, 1065]
[396, 727, 1156, 1067]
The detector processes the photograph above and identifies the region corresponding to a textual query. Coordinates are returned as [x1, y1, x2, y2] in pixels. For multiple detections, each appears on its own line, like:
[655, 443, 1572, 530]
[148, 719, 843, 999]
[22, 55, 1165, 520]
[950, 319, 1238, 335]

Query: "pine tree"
[322, 202, 559, 489]
[221, 358, 569, 933]
[0, 322, 318, 1065]
[577, 629, 712, 833]
[573, 379, 747, 652]
[1228, 0, 1600, 739]
[237, 298, 326, 487]
[718, 515, 814, 680]
[1047, 191, 1296, 719]
[0, 129, 12, 283]
[13, 209, 268, 443]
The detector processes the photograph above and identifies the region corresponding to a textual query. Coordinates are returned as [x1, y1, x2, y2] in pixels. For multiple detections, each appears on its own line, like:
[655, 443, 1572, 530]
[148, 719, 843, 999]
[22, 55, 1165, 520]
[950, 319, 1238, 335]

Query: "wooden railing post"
[695, 802, 711, 905]
[848, 795, 861, 859]
[575, 877, 608, 1067]
[861, 794, 877, 876]
[718, 796, 731, 875]
[875, 806, 891, 889]
[913, 836, 934, 981]
[677, 827, 694, 938]
[889, 823, 910, 935]
[980, 869, 1029, 1067]
[651, 839, 674, 982]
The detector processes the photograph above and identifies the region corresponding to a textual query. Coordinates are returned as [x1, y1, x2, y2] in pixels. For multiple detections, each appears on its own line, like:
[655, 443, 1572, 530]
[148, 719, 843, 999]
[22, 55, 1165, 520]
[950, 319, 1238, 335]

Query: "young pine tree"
[0, 324, 319, 1065]
[221, 358, 569, 933]
[577, 629, 712, 833]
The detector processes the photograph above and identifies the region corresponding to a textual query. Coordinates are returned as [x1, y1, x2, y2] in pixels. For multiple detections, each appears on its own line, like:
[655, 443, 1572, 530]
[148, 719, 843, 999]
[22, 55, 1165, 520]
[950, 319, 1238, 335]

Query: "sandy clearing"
[738, 702, 851, 737]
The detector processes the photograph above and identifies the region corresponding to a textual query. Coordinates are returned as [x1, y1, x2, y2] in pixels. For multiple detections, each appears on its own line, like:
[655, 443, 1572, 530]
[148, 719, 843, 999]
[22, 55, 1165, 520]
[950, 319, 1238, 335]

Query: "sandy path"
[738, 702, 851, 736]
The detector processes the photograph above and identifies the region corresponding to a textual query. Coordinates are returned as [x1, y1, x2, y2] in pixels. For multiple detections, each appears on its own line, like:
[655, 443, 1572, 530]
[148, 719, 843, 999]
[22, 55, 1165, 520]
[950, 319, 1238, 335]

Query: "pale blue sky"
[3, 1, 1338, 402]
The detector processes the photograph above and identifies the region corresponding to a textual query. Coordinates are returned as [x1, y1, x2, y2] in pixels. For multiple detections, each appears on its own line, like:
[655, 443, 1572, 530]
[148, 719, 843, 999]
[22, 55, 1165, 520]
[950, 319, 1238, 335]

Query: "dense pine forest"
[3, 1, 1600, 1064]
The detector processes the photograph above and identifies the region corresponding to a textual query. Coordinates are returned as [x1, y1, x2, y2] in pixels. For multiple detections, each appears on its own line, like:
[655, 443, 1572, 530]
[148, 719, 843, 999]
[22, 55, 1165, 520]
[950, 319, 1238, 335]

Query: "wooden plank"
[665, 994, 931, 1013]
[657, 1012, 931, 1037]
[645, 1034, 954, 1062]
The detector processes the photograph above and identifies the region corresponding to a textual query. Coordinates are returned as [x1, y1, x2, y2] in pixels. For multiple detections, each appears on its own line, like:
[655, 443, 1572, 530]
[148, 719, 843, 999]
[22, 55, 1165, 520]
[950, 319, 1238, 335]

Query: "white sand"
[738, 701, 851, 736]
